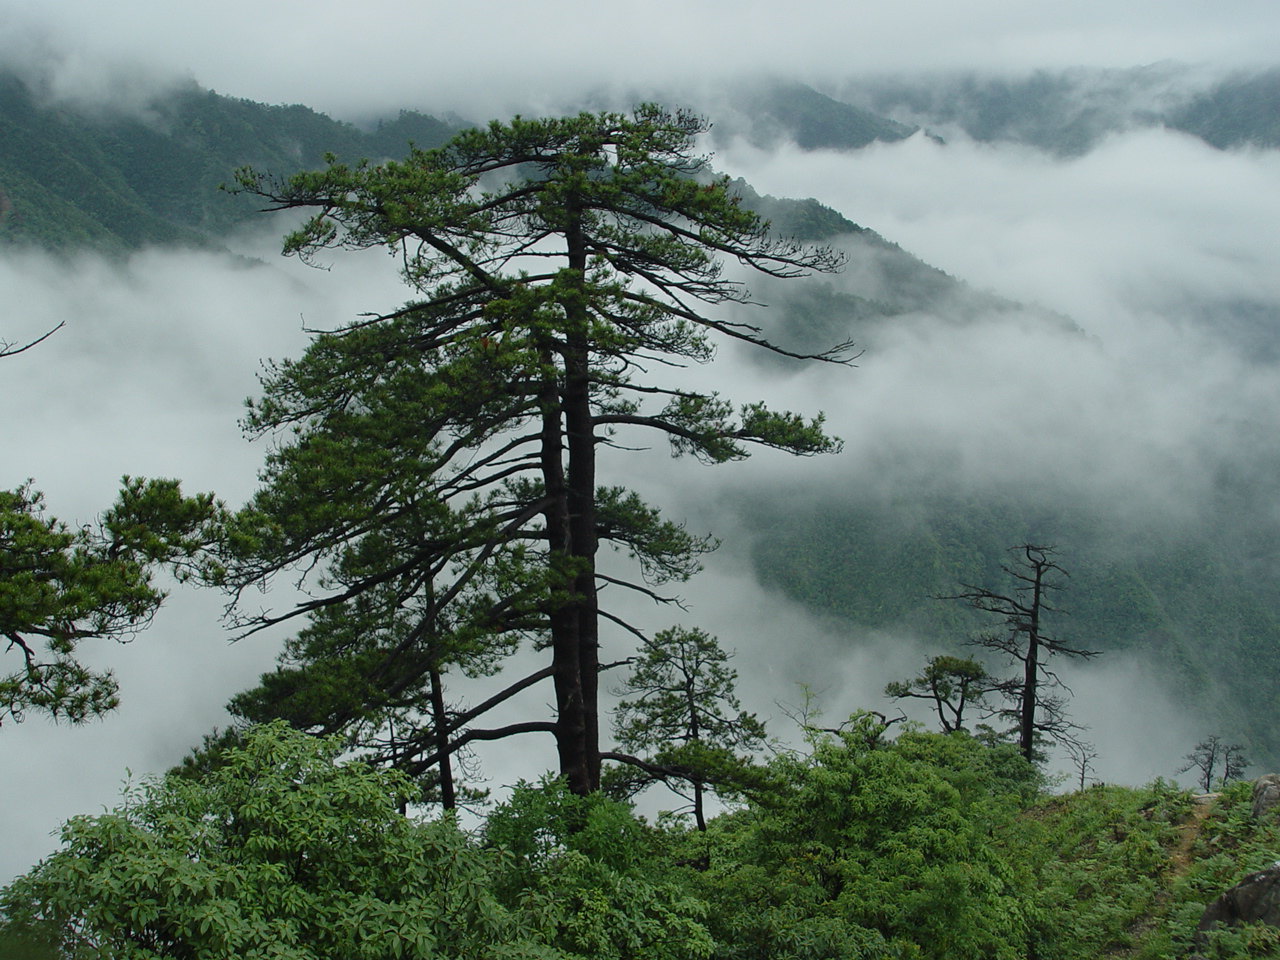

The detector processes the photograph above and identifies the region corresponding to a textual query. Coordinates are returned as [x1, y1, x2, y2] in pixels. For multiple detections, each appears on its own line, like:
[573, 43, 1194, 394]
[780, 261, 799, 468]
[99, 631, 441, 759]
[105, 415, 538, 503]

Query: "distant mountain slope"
[0, 71, 460, 251]
[569, 78, 916, 154]
[830, 64, 1280, 156]
[736, 481, 1280, 764]
[1168, 68, 1280, 148]
[709, 80, 917, 150]
[728, 177, 1075, 366]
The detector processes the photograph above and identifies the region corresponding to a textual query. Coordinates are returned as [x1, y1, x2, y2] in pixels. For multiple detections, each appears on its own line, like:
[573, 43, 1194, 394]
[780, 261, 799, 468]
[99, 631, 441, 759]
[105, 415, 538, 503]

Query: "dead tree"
[942, 544, 1098, 763]
[1178, 735, 1250, 792]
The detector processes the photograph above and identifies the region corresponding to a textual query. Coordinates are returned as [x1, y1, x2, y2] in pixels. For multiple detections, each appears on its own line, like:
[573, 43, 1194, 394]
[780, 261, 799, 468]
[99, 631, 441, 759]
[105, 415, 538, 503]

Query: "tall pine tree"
[222, 107, 847, 795]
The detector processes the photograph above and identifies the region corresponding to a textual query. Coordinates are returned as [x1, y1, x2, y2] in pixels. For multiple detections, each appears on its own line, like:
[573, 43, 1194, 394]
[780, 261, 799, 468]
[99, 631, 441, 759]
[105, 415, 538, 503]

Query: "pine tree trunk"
[561, 202, 601, 792]
[429, 668, 456, 810]
[538, 346, 590, 795]
[693, 780, 707, 832]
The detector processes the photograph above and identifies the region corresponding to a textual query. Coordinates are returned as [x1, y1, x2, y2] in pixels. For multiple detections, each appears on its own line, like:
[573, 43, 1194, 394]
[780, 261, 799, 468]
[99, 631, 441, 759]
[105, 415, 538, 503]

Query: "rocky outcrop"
[1191, 780, 1280, 953]
[1197, 863, 1280, 943]
[1252, 774, 1280, 820]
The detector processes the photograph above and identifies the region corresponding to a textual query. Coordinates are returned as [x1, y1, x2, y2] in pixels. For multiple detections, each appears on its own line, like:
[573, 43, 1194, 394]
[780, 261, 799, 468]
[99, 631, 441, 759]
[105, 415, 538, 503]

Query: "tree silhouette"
[885, 654, 994, 734]
[942, 545, 1097, 762]
[1178, 735, 1250, 792]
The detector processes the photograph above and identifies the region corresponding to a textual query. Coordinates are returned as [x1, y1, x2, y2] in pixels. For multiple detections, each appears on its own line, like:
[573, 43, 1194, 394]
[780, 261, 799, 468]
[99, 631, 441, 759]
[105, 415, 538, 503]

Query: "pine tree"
[222, 106, 847, 794]
[885, 655, 994, 734]
[2, 478, 223, 725]
[611, 627, 767, 829]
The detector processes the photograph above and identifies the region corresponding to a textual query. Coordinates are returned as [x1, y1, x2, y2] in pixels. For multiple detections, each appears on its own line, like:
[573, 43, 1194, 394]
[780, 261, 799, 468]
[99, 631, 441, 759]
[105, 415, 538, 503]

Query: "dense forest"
[5, 64, 1280, 957]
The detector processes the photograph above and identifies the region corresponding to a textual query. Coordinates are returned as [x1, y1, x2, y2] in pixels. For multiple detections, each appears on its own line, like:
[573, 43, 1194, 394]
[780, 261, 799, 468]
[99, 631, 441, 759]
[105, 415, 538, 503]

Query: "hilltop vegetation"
[3, 719, 1277, 959]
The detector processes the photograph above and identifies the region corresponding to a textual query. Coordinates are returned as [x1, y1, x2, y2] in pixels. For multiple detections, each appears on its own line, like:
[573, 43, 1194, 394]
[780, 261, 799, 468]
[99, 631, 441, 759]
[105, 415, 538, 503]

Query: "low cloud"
[0, 233, 407, 881]
[1, 2, 1279, 121]
[704, 129, 1280, 520]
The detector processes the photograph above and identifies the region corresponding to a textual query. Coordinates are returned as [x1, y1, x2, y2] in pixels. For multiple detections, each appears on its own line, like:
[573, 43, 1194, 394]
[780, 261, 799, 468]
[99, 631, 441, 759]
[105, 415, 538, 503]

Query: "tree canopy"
[1, 477, 223, 726]
[221, 105, 848, 796]
[0, 722, 558, 959]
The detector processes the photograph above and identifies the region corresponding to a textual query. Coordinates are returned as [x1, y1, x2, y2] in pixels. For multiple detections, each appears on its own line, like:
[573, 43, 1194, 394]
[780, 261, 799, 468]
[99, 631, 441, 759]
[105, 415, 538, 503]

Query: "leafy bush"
[485, 779, 715, 960]
[688, 721, 1030, 960]
[0, 722, 553, 959]
[10, 717, 1280, 960]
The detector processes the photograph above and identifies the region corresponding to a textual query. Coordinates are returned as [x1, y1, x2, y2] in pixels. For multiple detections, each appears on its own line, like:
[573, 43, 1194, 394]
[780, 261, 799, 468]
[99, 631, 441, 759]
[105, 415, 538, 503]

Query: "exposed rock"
[1197, 863, 1280, 943]
[1252, 774, 1280, 820]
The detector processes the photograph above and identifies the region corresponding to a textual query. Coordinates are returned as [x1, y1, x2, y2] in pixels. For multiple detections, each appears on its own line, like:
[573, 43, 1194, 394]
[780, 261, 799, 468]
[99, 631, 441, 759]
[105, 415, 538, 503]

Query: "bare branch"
[1, 321, 64, 358]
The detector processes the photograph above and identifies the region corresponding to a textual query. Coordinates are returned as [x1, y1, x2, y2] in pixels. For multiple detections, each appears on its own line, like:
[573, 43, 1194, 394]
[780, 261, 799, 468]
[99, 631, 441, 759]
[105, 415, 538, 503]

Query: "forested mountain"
[0, 69, 923, 252]
[832, 64, 1280, 155]
[7, 63, 1278, 252]
[1168, 68, 1280, 148]
[5, 65, 1280, 773]
[0, 70, 459, 250]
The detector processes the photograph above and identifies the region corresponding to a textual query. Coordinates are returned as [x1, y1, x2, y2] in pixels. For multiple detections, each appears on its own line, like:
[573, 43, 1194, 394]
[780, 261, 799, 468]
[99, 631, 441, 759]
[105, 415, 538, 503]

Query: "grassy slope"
[1006, 778, 1280, 958]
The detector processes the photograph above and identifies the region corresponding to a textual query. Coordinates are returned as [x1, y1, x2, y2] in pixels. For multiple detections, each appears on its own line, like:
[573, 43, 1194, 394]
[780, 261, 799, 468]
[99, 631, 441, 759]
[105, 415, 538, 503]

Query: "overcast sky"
[3, 2, 1280, 883]
[2, 0, 1279, 119]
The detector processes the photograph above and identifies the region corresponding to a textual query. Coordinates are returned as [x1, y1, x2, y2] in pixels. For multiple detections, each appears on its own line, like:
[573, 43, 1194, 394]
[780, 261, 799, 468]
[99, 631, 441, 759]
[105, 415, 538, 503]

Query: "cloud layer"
[2, 2, 1279, 119]
[710, 129, 1280, 515]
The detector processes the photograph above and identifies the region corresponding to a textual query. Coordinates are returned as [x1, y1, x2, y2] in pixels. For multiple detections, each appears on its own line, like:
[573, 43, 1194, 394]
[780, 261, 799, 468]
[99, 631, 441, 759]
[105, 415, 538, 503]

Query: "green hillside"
[0, 71, 460, 251]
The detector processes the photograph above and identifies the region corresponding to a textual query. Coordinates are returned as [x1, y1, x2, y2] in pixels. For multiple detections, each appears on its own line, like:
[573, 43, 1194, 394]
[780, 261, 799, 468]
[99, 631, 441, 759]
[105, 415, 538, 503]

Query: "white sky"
[3, 1, 1280, 883]
[2, 1, 1279, 119]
